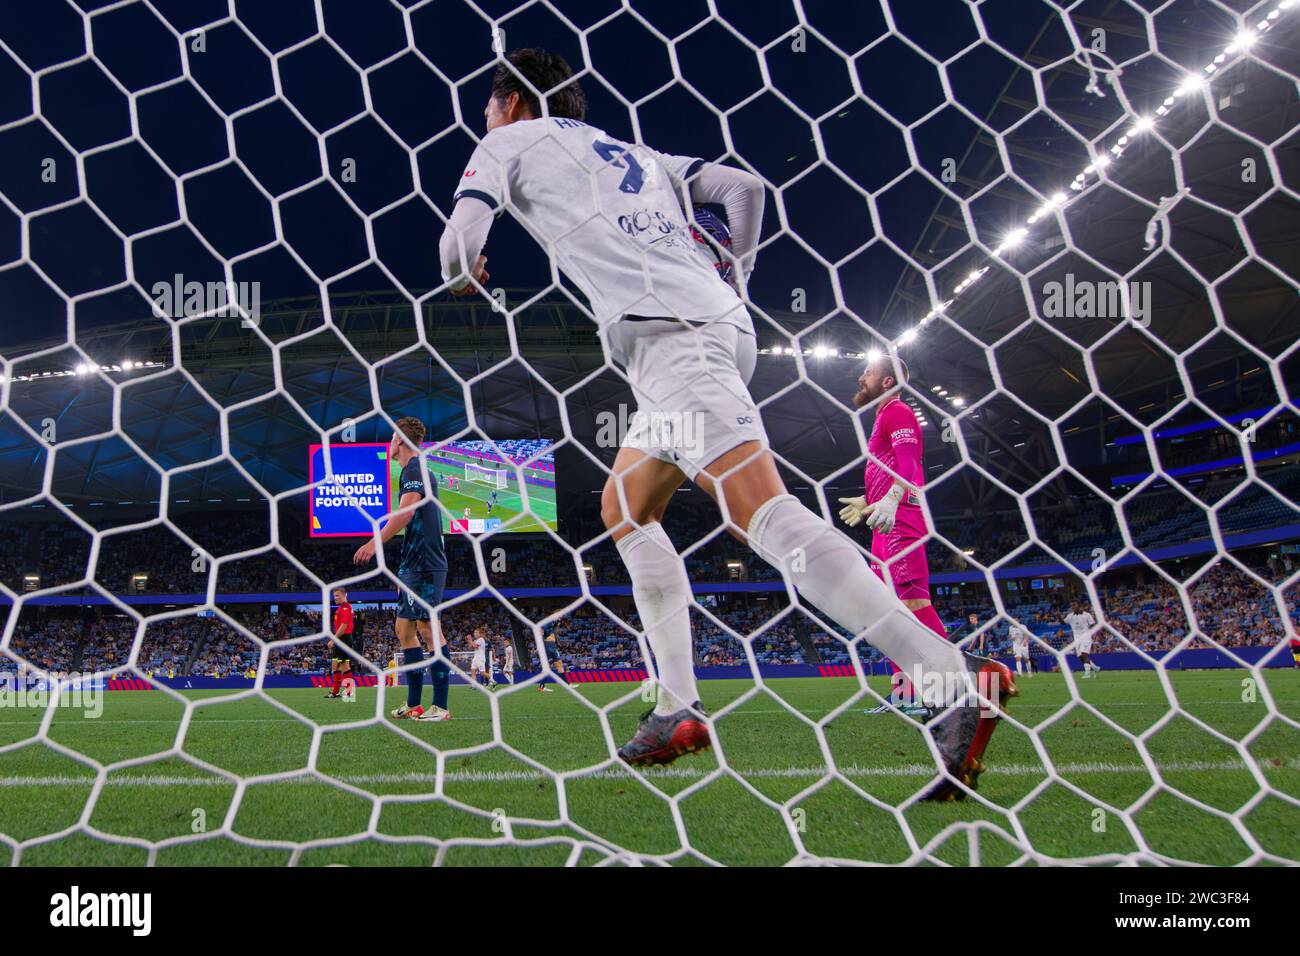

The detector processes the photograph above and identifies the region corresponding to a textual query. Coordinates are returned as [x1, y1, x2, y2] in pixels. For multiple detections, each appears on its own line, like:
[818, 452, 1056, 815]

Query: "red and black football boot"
[921, 653, 1018, 802]
[617, 702, 711, 767]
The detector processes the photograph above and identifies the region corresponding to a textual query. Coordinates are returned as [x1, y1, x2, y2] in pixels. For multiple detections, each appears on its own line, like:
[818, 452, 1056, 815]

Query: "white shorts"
[1013, 643, 1030, 658]
[471, 654, 486, 670]
[616, 316, 765, 480]
[1073, 637, 1093, 656]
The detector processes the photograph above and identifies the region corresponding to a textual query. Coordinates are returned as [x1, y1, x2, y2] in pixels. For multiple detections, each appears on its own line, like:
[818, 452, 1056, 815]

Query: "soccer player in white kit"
[1008, 618, 1034, 677]
[502, 639, 516, 685]
[470, 627, 491, 687]
[438, 49, 1016, 799]
[1063, 604, 1100, 677]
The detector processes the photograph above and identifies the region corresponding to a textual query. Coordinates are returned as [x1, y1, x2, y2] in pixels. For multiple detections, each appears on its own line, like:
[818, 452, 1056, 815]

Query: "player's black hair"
[492, 48, 586, 120]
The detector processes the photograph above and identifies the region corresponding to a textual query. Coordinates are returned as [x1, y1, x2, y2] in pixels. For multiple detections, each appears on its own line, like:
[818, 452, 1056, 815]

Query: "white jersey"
[1064, 612, 1096, 638]
[453, 118, 749, 364]
[1010, 624, 1031, 649]
[471, 637, 486, 667]
[503, 645, 515, 671]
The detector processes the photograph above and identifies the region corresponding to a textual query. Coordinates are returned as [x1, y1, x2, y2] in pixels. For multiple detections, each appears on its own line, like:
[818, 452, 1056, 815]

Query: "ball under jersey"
[1009, 623, 1031, 647]
[452, 117, 750, 364]
[1065, 611, 1096, 636]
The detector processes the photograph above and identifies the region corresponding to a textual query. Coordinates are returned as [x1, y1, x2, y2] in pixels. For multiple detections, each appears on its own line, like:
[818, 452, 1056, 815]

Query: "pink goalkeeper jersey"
[865, 397, 925, 510]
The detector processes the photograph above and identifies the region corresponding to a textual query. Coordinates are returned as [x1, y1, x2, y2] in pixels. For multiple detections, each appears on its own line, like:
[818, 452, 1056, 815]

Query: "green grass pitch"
[425, 455, 556, 533]
[0, 670, 1296, 866]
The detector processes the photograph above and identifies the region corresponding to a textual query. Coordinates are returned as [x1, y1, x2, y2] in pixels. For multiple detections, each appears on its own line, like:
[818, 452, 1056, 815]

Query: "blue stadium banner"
[309, 443, 393, 537]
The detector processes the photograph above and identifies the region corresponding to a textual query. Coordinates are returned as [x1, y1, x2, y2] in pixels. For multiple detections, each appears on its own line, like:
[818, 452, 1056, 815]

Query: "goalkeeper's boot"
[864, 700, 932, 719]
[617, 702, 710, 767]
[897, 701, 935, 720]
[921, 654, 1017, 802]
[391, 703, 424, 720]
[416, 705, 451, 722]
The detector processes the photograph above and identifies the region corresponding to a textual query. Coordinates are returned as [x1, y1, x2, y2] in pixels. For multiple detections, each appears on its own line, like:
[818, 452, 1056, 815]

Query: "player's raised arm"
[685, 163, 764, 285]
[439, 130, 509, 295]
[439, 198, 492, 295]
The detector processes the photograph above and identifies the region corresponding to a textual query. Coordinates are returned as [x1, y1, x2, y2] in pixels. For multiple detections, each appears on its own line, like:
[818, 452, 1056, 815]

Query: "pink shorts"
[869, 507, 931, 601]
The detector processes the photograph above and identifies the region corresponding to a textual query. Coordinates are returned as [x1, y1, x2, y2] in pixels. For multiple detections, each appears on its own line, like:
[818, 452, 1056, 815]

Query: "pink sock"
[886, 605, 946, 698]
[911, 603, 948, 640]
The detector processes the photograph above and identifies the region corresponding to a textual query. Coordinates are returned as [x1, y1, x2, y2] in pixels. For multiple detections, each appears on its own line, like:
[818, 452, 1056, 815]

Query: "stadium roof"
[0, 0, 1296, 515]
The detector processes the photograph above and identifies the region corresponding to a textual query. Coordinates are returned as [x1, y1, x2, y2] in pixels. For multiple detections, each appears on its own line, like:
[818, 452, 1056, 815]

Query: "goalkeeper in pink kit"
[838, 355, 948, 714]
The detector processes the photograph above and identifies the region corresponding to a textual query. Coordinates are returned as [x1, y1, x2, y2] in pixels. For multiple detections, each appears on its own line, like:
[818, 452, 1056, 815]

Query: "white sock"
[746, 495, 964, 702]
[1015, 659, 1023, 674]
[615, 522, 698, 715]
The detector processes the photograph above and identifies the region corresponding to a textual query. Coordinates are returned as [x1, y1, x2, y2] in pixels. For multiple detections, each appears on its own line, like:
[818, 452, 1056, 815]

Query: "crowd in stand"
[5, 553, 1292, 679]
[450, 438, 556, 470]
[2, 479, 1295, 679]
[6, 470, 1295, 600]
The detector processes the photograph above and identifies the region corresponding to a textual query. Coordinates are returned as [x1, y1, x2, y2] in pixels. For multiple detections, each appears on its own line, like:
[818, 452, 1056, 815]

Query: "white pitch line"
[0, 758, 1295, 788]
[0, 699, 1294, 726]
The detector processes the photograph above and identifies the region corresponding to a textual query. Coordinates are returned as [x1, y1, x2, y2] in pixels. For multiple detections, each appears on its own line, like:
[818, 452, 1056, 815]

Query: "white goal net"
[465, 463, 509, 489]
[0, 0, 1296, 869]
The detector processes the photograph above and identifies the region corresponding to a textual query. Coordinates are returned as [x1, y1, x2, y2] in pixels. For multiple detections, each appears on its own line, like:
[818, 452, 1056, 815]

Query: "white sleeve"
[452, 135, 507, 210]
[649, 150, 705, 185]
[438, 198, 494, 292]
[648, 150, 766, 282]
[687, 163, 765, 282]
[440, 133, 512, 292]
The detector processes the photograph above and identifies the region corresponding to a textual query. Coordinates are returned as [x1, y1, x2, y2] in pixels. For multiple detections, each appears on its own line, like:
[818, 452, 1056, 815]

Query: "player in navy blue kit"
[353, 416, 452, 721]
[487, 490, 498, 514]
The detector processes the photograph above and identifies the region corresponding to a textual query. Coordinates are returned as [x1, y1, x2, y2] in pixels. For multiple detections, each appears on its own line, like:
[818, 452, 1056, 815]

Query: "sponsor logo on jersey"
[618, 208, 678, 239]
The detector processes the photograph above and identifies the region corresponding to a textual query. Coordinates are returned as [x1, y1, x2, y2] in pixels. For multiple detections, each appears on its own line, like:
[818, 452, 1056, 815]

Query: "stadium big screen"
[309, 438, 557, 536]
